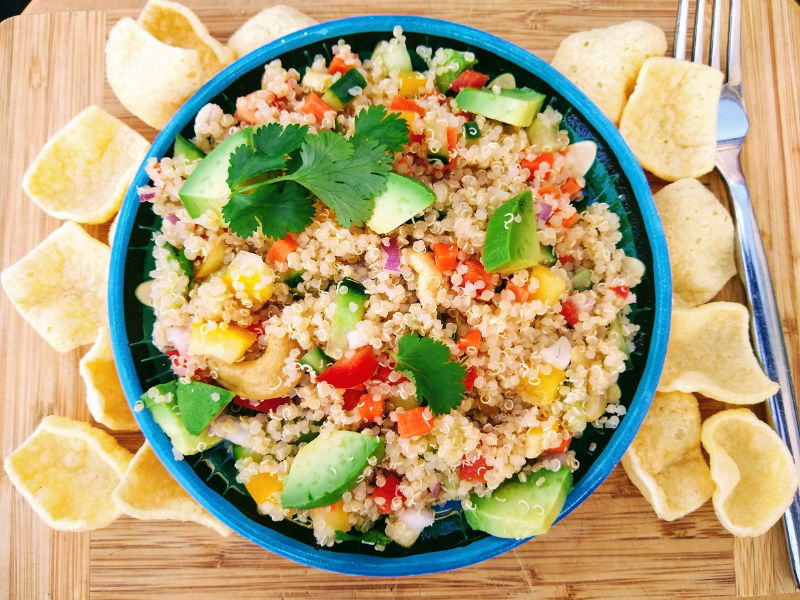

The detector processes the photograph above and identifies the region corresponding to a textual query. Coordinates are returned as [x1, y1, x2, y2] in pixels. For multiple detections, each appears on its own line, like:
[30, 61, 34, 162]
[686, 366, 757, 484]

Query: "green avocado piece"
[281, 430, 383, 509]
[483, 191, 541, 273]
[176, 381, 236, 435]
[455, 87, 545, 127]
[465, 467, 573, 539]
[179, 127, 252, 220]
[366, 172, 436, 235]
[173, 133, 206, 161]
[141, 382, 222, 456]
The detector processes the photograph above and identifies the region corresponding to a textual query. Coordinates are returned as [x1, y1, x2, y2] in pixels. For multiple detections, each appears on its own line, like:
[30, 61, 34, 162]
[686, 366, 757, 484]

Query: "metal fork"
[676, 0, 800, 586]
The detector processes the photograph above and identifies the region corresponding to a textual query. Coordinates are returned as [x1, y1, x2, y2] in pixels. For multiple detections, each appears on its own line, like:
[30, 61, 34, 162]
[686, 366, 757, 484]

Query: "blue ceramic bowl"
[109, 15, 671, 576]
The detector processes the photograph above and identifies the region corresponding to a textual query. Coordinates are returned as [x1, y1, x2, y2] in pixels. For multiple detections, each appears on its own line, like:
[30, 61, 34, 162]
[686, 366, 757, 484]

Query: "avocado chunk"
[141, 382, 222, 456]
[173, 133, 206, 161]
[465, 466, 573, 538]
[366, 172, 436, 234]
[179, 127, 251, 220]
[435, 49, 477, 92]
[326, 278, 369, 359]
[455, 88, 546, 127]
[176, 380, 236, 435]
[281, 430, 383, 509]
[483, 191, 541, 273]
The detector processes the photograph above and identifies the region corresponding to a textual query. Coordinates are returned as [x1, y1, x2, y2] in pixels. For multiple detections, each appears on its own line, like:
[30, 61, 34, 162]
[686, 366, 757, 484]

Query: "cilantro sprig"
[222, 106, 409, 239]
[392, 334, 468, 416]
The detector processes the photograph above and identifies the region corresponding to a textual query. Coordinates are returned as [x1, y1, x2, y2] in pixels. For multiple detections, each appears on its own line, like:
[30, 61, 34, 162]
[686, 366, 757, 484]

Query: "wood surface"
[2, 0, 800, 598]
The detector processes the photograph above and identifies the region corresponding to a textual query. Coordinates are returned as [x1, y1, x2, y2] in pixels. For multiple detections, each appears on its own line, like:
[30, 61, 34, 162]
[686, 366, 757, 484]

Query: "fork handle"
[718, 150, 800, 586]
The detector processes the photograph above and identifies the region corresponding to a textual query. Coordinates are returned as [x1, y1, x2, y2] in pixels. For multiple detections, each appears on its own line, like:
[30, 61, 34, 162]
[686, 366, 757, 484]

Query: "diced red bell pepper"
[247, 321, 266, 336]
[506, 281, 530, 303]
[561, 298, 580, 327]
[267, 235, 299, 265]
[560, 178, 583, 195]
[457, 329, 482, 353]
[316, 347, 379, 389]
[459, 259, 494, 290]
[301, 93, 335, 124]
[459, 455, 491, 482]
[233, 396, 292, 414]
[446, 127, 458, 163]
[448, 69, 489, 93]
[558, 255, 574, 265]
[432, 243, 458, 272]
[390, 95, 425, 116]
[542, 432, 573, 454]
[358, 393, 385, 423]
[560, 213, 580, 228]
[342, 388, 364, 411]
[374, 365, 408, 384]
[611, 285, 630, 299]
[538, 185, 561, 197]
[371, 473, 405, 514]
[397, 406, 435, 438]
[328, 54, 354, 75]
[520, 152, 554, 180]
[463, 368, 478, 392]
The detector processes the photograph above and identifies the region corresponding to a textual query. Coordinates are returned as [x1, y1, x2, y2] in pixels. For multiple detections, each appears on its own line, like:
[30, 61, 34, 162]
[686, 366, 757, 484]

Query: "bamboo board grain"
[2, 1, 800, 598]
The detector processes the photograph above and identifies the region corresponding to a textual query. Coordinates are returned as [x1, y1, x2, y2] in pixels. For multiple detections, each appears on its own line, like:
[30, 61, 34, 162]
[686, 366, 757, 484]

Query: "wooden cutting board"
[2, 0, 800, 598]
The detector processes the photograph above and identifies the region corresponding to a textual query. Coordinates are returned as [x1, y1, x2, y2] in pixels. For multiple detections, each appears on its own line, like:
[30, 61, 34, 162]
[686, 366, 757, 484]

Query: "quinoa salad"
[136, 29, 645, 549]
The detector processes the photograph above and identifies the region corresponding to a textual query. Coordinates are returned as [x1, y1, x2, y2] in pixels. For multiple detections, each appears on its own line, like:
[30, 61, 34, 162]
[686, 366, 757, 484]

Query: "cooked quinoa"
[139, 29, 643, 549]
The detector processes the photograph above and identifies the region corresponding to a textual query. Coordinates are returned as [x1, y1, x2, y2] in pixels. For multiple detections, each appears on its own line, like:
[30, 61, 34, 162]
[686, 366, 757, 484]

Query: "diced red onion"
[382, 238, 401, 272]
[397, 507, 435, 534]
[536, 201, 553, 222]
[431, 481, 442, 499]
[545, 453, 568, 467]
[139, 189, 156, 202]
[166, 326, 190, 355]
[165, 214, 180, 225]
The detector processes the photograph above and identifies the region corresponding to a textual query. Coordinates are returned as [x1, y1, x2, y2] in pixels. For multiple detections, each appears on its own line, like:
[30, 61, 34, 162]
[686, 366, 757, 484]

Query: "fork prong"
[709, 0, 723, 70]
[727, 0, 743, 89]
[674, 0, 691, 60]
[692, 0, 706, 63]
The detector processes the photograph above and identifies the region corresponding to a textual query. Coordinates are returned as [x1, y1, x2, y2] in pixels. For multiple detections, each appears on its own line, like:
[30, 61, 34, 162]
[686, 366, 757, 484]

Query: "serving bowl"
[108, 15, 671, 576]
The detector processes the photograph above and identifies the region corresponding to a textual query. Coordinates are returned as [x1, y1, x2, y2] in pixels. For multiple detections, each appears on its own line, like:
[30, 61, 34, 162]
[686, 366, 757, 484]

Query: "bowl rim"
[109, 14, 671, 577]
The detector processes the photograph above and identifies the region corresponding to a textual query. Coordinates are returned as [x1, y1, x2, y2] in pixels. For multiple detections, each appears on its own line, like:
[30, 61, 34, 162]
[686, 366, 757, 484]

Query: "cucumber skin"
[299, 347, 333, 375]
[324, 69, 367, 108]
[326, 278, 368, 358]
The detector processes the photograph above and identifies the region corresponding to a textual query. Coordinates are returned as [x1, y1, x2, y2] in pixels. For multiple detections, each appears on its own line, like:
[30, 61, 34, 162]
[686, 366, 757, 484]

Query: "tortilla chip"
[138, 0, 233, 78]
[1, 221, 110, 353]
[4, 416, 133, 531]
[622, 391, 714, 520]
[108, 211, 121, 248]
[654, 178, 736, 307]
[22, 106, 149, 224]
[619, 57, 723, 181]
[79, 326, 139, 431]
[702, 408, 799, 537]
[106, 17, 204, 130]
[112, 442, 232, 536]
[658, 302, 780, 404]
[551, 21, 667, 125]
[228, 5, 318, 59]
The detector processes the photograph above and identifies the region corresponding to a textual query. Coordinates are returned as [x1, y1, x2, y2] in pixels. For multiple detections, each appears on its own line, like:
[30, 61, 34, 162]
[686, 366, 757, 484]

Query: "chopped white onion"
[563, 141, 597, 178]
[166, 326, 190, 355]
[397, 507, 435, 534]
[540, 336, 572, 371]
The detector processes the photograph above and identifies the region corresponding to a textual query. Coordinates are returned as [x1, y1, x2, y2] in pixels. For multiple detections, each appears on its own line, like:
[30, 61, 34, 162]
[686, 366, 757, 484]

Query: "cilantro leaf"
[335, 528, 393, 546]
[252, 123, 308, 158]
[287, 131, 389, 227]
[226, 144, 287, 189]
[354, 105, 410, 154]
[392, 334, 467, 415]
[226, 124, 308, 189]
[223, 180, 314, 239]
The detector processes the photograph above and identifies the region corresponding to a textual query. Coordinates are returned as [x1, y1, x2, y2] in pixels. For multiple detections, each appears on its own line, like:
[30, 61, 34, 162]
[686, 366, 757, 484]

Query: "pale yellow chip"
[228, 5, 318, 59]
[654, 178, 736, 307]
[138, 0, 234, 78]
[1, 222, 110, 353]
[702, 408, 799, 537]
[551, 21, 667, 125]
[106, 17, 204, 130]
[622, 391, 714, 520]
[79, 326, 139, 431]
[658, 302, 780, 404]
[619, 57, 723, 181]
[112, 442, 232, 537]
[22, 106, 149, 224]
[4, 416, 133, 531]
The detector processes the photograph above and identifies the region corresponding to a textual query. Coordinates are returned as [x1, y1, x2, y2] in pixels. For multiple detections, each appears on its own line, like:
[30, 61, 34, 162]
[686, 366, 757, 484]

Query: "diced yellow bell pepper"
[195, 236, 227, 280]
[393, 110, 418, 127]
[221, 251, 274, 302]
[530, 265, 566, 306]
[525, 427, 544, 458]
[245, 472, 284, 504]
[397, 71, 428, 97]
[311, 500, 351, 533]
[517, 365, 566, 406]
[188, 322, 257, 364]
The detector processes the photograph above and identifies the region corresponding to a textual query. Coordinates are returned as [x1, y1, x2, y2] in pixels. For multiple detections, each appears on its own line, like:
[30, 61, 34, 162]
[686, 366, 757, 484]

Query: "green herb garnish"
[335, 528, 393, 546]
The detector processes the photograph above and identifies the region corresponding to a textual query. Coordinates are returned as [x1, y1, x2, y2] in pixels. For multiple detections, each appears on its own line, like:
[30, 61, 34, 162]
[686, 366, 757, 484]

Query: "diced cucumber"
[164, 243, 194, 289]
[173, 133, 206, 161]
[463, 121, 482, 140]
[455, 88, 545, 128]
[572, 269, 594, 291]
[609, 317, 631, 358]
[426, 122, 450, 163]
[326, 278, 368, 359]
[299, 346, 333, 375]
[486, 73, 516, 90]
[366, 172, 436, 234]
[527, 107, 568, 152]
[372, 39, 413, 75]
[283, 269, 305, 289]
[322, 68, 367, 110]
[434, 49, 477, 92]
[539, 244, 557, 267]
[232, 443, 263, 462]
[302, 69, 334, 94]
